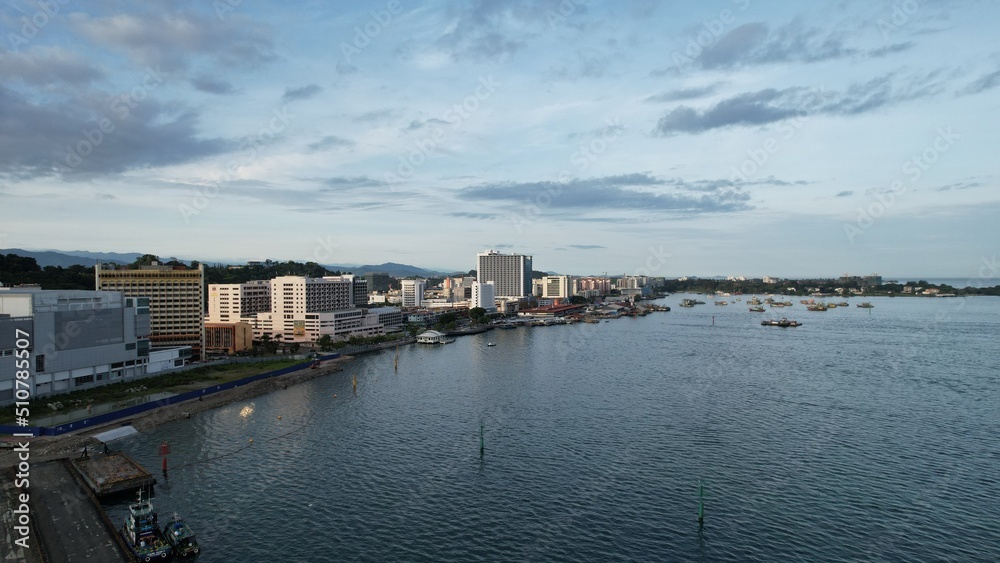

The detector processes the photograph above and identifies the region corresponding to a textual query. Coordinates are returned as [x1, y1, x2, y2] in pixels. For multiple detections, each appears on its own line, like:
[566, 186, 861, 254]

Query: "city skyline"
[2, 1, 998, 279]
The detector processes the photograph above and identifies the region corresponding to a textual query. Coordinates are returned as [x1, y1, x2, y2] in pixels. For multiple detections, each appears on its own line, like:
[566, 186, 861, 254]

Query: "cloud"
[307, 135, 355, 152]
[0, 47, 105, 87]
[448, 211, 503, 219]
[70, 8, 276, 73]
[835, 190, 853, 197]
[316, 176, 389, 190]
[457, 173, 752, 214]
[868, 42, 915, 58]
[435, 0, 587, 62]
[403, 118, 450, 132]
[0, 85, 230, 180]
[282, 84, 322, 102]
[191, 75, 238, 95]
[644, 85, 718, 103]
[693, 21, 859, 69]
[958, 68, 1000, 96]
[352, 109, 396, 123]
[568, 244, 606, 249]
[654, 72, 945, 135]
[933, 181, 981, 192]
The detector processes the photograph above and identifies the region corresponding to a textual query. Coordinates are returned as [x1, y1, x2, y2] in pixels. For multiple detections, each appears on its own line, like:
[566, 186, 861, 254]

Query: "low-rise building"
[204, 322, 254, 355]
[0, 288, 190, 404]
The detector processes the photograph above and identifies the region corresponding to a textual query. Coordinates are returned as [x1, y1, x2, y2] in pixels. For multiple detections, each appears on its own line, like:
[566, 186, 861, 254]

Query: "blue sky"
[1, 0, 998, 279]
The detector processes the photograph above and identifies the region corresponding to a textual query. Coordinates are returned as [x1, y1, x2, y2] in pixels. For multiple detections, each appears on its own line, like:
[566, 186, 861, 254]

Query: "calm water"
[105, 295, 1000, 562]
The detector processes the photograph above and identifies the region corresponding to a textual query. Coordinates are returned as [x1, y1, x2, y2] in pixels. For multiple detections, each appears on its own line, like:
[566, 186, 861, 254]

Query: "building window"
[36, 355, 45, 372]
[74, 374, 94, 386]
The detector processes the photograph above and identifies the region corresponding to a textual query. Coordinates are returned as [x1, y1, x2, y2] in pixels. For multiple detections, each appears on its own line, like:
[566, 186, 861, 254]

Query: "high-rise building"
[542, 275, 572, 299]
[207, 275, 386, 343]
[95, 263, 205, 356]
[364, 272, 394, 293]
[401, 279, 426, 308]
[476, 250, 532, 298]
[0, 288, 189, 404]
[207, 280, 271, 323]
[472, 281, 496, 311]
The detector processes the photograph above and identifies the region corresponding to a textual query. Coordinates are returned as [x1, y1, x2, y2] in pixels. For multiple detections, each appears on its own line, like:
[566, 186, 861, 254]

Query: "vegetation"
[0, 359, 302, 424]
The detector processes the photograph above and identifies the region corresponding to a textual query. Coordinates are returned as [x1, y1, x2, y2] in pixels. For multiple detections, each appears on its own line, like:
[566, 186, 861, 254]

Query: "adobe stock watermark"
[546, 0, 586, 28]
[730, 87, 831, 182]
[877, 0, 921, 41]
[179, 105, 296, 222]
[54, 66, 167, 172]
[844, 126, 958, 243]
[671, 0, 751, 72]
[384, 74, 498, 183]
[308, 236, 339, 264]
[510, 117, 623, 233]
[340, 1, 403, 65]
[6, 0, 72, 51]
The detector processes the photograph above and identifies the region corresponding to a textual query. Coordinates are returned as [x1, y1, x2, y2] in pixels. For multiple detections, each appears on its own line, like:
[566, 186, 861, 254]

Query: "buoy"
[249, 438, 253, 443]
[278, 416, 282, 420]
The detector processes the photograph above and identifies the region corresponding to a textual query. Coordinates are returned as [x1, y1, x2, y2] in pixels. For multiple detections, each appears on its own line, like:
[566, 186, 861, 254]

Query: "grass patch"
[0, 359, 304, 425]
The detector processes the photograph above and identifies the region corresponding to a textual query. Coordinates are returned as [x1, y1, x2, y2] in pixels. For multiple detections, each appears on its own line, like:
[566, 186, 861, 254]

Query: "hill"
[0, 248, 141, 268]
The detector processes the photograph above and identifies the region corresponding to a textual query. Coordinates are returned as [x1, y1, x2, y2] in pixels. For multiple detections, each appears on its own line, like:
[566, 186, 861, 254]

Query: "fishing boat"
[163, 513, 200, 557]
[486, 342, 496, 347]
[857, 302, 874, 308]
[761, 318, 802, 327]
[121, 490, 172, 561]
[748, 306, 765, 312]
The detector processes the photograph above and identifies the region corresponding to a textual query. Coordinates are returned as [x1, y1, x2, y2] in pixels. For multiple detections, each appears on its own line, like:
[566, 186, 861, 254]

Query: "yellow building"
[96, 263, 205, 357]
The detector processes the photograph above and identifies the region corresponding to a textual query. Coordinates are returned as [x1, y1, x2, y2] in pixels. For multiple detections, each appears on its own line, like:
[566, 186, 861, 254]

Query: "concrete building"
[542, 275, 572, 299]
[0, 288, 191, 404]
[95, 263, 205, 357]
[476, 250, 532, 298]
[204, 322, 254, 355]
[368, 306, 403, 329]
[573, 277, 611, 296]
[401, 279, 426, 308]
[207, 280, 271, 323]
[472, 281, 496, 311]
[364, 272, 394, 293]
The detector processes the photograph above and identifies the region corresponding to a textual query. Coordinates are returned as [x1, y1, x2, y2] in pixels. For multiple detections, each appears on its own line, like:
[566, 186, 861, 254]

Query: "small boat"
[748, 306, 765, 312]
[486, 342, 496, 347]
[807, 303, 827, 311]
[163, 513, 200, 557]
[857, 302, 874, 308]
[121, 490, 172, 561]
[761, 318, 802, 327]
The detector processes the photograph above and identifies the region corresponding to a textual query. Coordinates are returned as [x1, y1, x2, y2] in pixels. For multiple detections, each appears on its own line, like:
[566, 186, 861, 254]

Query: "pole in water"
[712, 315, 715, 326]
[479, 421, 484, 457]
[352, 373, 357, 393]
[697, 479, 705, 525]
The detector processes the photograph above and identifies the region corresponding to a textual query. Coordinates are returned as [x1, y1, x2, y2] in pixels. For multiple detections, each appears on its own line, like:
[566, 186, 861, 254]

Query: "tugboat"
[163, 513, 200, 557]
[121, 489, 172, 561]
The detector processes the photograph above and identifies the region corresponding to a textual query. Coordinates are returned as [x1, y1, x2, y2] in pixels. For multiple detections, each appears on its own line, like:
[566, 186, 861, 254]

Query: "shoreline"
[0, 355, 356, 470]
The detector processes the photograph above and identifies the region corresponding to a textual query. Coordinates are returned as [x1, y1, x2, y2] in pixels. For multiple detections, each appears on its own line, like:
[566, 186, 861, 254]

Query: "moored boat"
[121, 490, 172, 562]
[857, 302, 874, 308]
[163, 513, 200, 557]
[761, 318, 802, 327]
[749, 306, 765, 312]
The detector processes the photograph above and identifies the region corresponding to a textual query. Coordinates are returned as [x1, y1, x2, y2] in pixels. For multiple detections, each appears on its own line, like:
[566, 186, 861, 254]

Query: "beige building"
[96, 263, 205, 357]
[207, 280, 270, 323]
[204, 322, 254, 355]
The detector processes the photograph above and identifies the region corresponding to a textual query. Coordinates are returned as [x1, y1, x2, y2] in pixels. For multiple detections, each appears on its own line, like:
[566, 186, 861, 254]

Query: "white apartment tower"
[206, 280, 271, 323]
[401, 279, 426, 308]
[476, 250, 533, 299]
[471, 281, 496, 311]
[542, 275, 572, 299]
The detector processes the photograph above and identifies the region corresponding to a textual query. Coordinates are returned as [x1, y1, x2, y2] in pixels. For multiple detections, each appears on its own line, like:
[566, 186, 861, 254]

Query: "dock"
[25, 459, 130, 562]
[71, 451, 156, 497]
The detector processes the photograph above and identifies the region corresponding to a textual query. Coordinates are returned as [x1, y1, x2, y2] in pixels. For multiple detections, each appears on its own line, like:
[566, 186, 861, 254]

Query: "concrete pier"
[24, 460, 129, 562]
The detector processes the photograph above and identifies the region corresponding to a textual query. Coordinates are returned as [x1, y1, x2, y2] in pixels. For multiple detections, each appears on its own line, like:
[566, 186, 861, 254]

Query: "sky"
[1, 0, 998, 279]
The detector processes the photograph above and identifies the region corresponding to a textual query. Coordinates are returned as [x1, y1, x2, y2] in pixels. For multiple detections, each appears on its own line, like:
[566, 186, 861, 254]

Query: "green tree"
[316, 334, 334, 351]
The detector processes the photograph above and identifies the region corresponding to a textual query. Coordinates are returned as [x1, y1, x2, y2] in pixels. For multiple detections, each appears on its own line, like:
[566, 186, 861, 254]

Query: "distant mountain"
[0, 248, 141, 268]
[338, 262, 453, 278]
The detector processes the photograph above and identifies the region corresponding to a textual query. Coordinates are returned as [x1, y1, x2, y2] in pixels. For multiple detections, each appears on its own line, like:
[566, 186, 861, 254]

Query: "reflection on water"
[105, 296, 1000, 562]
